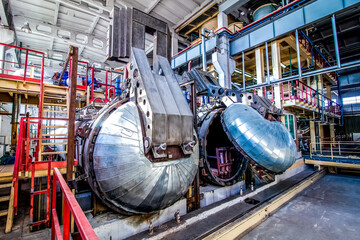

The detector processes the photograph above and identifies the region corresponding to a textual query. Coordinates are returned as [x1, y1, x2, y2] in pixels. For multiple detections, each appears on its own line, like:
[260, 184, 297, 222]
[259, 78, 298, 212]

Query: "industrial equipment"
[73, 48, 199, 215]
[185, 70, 297, 186]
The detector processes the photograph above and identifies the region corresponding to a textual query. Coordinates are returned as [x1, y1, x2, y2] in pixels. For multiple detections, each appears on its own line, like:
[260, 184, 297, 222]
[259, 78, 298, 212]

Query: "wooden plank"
[42, 134, 67, 137]
[43, 103, 67, 106]
[67, 46, 78, 181]
[0, 165, 14, 179]
[305, 159, 360, 169]
[0, 210, 7, 217]
[41, 142, 68, 146]
[5, 184, 14, 233]
[43, 110, 68, 113]
[41, 151, 67, 155]
[42, 126, 68, 128]
[0, 196, 10, 202]
[0, 183, 12, 188]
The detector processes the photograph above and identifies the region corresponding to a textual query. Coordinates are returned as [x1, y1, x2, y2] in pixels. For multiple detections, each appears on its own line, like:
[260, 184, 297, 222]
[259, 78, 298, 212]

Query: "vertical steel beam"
[67, 46, 78, 182]
[295, 29, 302, 77]
[331, 14, 341, 68]
[242, 51, 245, 90]
[265, 42, 270, 83]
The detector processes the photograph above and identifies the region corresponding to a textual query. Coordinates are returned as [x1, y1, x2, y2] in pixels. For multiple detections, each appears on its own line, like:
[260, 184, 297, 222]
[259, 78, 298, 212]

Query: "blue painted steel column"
[295, 29, 302, 77]
[331, 14, 341, 68]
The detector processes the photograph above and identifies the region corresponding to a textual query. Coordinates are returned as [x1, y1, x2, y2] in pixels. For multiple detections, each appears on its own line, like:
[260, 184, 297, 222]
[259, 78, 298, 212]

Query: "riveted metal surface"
[221, 104, 296, 173]
[90, 102, 199, 214]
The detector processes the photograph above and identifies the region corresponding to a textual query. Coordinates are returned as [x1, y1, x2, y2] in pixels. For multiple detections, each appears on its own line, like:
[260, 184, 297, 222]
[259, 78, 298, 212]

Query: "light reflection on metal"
[221, 103, 297, 173]
[87, 102, 199, 214]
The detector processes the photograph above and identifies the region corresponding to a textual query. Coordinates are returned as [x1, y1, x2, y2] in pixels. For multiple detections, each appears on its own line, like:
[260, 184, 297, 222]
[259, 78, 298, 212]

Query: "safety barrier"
[310, 141, 360, 160]
[280, 79, 341, 116]
[52, 167, 98, 240]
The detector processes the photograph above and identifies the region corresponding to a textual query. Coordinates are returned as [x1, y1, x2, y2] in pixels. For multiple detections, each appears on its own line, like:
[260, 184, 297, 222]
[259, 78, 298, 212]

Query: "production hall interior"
[0, 0, 360, 239]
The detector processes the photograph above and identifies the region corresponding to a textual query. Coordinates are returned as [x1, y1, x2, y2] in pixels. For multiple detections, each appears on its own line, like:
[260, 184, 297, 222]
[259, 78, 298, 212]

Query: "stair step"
[41, 142, 68, 146]
[42, 126, 68, 128]
[43, 110, 68, 113]
[44, 103, 67, 106]
[0, 196, 10, 202]
[0, 210, 7, 217]
[42, 134, 67, 137]
[44, 95, 67, 100]
[0, 183, 12, 189]
[41, 151, 67, 155]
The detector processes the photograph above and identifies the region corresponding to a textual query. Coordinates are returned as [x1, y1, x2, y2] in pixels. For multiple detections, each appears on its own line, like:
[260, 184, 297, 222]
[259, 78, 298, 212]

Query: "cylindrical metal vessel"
[198, 103, 297, 186]
[253, 3, 278, 21]
[199, 108, 248, 186]
[80, 100, 199, 215]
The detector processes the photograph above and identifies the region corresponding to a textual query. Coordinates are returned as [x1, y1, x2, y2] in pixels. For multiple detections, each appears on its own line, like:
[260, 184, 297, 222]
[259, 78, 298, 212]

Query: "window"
[343, 96, 360, 105]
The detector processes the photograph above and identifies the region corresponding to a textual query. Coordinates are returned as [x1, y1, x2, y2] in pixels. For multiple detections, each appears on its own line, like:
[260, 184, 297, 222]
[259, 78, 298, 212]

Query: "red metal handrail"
[89, 68, 116, 104]
[280, 80, 341, 115]
[52, 167, 98, 240]
[12, 117, 78, 215]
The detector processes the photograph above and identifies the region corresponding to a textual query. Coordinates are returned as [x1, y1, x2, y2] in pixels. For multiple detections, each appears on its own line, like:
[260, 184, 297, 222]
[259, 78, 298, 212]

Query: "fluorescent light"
[280, 62, 286, 68]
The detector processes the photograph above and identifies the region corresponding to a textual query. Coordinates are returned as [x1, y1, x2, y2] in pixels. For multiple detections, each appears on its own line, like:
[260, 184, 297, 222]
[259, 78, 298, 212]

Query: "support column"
[212, 11, 235, 89]
[326, 84, 332, 99]
[310, 120, 316, 151]
[255, 47, 265, 97]
[67, 46, 78, 182]
[271, 41, 282, 108]
[217, 11, 228, 29]
[171, 32, 179, 57]
[11, 94, 21, 150]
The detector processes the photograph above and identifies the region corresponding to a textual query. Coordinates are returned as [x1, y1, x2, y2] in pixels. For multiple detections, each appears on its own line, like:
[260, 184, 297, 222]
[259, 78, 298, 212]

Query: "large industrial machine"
[73, 48, 199, 215]
[183, 69, 297, 186]
[52, 8, 297, 215]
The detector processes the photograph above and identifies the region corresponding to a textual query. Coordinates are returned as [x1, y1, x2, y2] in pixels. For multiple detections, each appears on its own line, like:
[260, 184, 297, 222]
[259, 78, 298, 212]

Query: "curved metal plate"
[198, 108, 248, 186]
[221, 103, 297, 173]
[92, 102, 199, 214]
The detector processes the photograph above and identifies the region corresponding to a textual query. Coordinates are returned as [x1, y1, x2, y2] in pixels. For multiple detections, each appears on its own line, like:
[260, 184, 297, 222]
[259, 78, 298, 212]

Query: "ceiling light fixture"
[21, 22, 32, 33]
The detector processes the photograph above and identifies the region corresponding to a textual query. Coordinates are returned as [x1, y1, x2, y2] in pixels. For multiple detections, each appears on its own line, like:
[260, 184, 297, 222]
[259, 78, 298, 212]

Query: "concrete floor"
[242, 174, 360, 240]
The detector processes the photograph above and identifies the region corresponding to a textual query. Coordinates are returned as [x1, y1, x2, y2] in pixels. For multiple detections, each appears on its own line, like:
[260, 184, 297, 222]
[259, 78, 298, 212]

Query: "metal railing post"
[24, 50, 29, 82]
[295, 29, 302, 78]
[330, 143, 333, 160]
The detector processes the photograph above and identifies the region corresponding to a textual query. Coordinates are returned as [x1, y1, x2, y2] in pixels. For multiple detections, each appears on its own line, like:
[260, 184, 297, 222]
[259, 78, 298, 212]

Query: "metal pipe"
[331, 14, 341, 68]
[295, 29, 302, 77]
[243, 59, 360, 90]
[265, 42, 270, 83]
[201, 28, 211, 71]
[242, 51, 245, 90]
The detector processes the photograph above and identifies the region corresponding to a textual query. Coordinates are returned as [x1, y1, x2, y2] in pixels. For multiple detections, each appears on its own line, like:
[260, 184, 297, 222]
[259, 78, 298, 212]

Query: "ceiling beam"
[54, 0, 110, 21]
[89, 16, 100, 34]
[54, 1, 60, 25]
[174, 0, 216, 32]
[15, 18, 107, 52]
[219, 0, 250, 15]
[145, 0, 161, 13]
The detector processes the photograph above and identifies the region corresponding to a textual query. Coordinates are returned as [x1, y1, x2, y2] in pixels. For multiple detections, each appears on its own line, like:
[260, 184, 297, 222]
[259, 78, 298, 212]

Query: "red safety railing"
[323, 96, 341, 116]
[281, 80, 341, 116]
[52, 167, 98, 240]
[0, 42, 45, 84]
[281, 80, 319, 107]
[12, 117, 78, 216]
[263, 85, 274, 102]
[89, 68, 116, 104]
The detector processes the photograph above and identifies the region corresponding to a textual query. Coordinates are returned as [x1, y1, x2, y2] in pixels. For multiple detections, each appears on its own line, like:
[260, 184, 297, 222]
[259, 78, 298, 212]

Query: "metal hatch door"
[221, 103, 297, 173]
